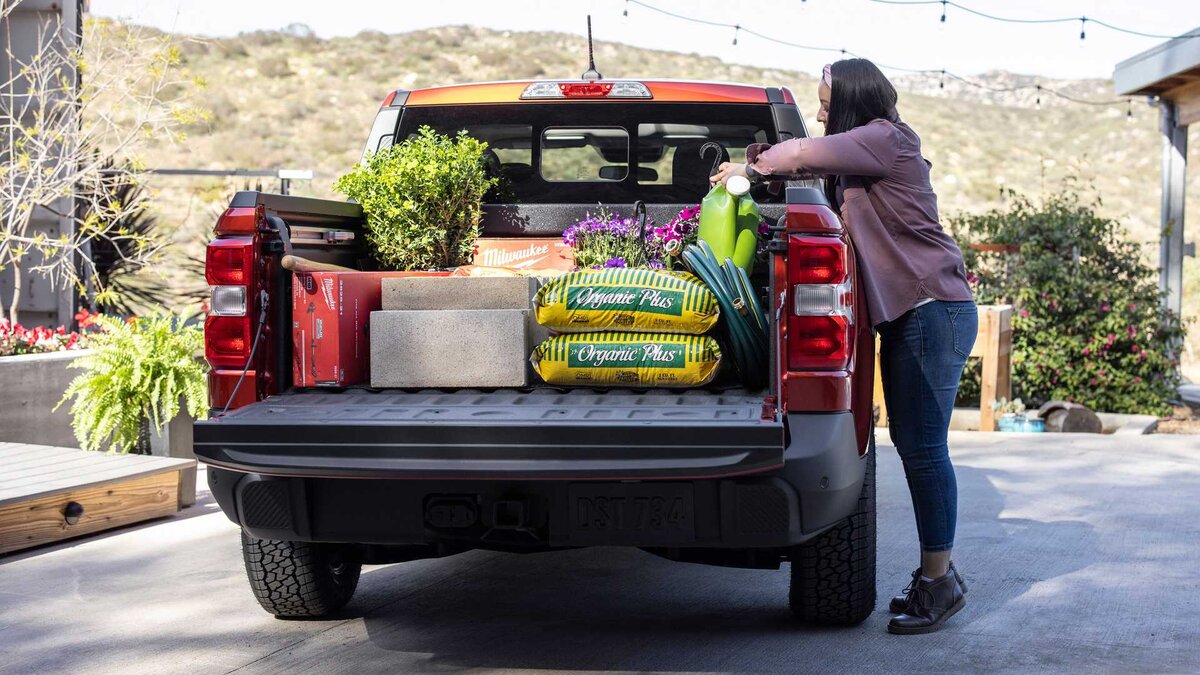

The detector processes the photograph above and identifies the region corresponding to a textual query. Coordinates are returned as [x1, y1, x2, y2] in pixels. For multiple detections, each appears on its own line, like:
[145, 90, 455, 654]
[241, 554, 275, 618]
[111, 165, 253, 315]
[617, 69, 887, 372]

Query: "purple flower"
[758, 221, 770, 235]
[604, 256, 627, 268]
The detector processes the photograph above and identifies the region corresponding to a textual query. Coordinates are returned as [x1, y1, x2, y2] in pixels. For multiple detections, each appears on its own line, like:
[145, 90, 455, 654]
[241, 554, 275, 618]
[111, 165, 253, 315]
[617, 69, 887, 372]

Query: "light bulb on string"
[1035, 84, 1041, 110]
[939, 69, 945, 90]
[732, 25, 740, 46]
[1079, 17, 1087, 49]
[622, 0, 629, 23]
[939, 1, 947, 30]
[1127, 98, 1134, 123]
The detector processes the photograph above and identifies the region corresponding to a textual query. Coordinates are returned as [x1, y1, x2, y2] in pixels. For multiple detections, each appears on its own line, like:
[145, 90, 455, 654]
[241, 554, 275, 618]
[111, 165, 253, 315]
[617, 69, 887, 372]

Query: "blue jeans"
[877, 300, 978, 553]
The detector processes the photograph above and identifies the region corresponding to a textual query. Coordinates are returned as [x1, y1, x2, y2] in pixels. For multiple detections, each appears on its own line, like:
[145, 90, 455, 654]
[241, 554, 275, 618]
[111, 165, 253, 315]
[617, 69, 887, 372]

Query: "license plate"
[568, 483, 695, 545]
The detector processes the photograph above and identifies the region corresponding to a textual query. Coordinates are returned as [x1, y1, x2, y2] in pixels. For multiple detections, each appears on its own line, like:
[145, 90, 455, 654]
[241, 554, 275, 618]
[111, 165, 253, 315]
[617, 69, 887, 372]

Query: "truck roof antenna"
[581, 15, 602, 81]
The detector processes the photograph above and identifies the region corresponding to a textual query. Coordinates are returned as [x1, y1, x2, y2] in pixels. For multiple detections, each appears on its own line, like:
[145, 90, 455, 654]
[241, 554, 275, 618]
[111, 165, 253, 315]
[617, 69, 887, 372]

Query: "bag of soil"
[530, 333, 722, 387]
[533, 268, 718, 334]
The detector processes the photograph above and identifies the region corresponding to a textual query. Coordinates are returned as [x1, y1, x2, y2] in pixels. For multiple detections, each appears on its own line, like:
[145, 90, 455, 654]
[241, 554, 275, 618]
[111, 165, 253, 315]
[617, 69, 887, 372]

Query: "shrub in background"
[951, 191, 1185, 415]
[57, 313, 206, 453]
[335, 126, 496, 271]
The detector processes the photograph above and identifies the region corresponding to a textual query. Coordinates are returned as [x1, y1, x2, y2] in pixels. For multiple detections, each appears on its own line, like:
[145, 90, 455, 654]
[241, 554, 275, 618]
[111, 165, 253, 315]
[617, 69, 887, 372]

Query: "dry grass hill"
[116, 24, 1199, 375]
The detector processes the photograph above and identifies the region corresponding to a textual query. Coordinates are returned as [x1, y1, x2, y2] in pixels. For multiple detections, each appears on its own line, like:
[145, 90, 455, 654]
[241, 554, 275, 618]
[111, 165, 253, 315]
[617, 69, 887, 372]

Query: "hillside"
[117, 24, 1199, 374]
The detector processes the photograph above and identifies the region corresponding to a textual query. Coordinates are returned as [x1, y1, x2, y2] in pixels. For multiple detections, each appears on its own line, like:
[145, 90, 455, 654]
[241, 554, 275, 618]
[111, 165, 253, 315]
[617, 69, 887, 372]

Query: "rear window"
[395, 103, 780, 203]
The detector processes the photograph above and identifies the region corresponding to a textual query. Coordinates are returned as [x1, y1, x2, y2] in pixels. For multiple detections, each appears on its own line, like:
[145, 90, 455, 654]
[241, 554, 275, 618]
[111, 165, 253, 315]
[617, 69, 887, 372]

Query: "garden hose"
[682, 241, 769, 389]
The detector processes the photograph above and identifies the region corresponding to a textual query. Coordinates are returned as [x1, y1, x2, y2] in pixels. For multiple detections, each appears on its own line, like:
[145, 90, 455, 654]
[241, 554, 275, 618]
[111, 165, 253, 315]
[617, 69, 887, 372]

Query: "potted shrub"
[334, 125, 496, 271]
[57, 313, 206, 503]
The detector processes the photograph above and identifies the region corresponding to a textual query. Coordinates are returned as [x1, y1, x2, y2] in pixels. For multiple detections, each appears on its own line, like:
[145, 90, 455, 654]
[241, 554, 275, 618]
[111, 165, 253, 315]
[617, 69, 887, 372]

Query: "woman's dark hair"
[823, 58, 899, 202]
[825, 58, 898, 136]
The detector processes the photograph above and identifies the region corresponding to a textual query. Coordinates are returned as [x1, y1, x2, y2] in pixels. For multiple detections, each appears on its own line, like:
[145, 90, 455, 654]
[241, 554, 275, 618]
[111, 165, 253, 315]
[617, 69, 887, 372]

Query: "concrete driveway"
[1, 430, 1198, 674]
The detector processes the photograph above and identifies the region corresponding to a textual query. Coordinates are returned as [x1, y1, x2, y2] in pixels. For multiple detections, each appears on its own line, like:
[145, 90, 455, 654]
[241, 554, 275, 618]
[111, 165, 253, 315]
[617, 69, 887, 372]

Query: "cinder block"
[382, 276, 538, 311]
[370, 309, 531, 388]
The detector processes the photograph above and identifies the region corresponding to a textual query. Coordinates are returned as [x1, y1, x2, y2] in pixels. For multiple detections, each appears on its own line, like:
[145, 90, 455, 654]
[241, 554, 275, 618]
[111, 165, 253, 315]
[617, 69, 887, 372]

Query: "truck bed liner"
[194, 388, 784, 480]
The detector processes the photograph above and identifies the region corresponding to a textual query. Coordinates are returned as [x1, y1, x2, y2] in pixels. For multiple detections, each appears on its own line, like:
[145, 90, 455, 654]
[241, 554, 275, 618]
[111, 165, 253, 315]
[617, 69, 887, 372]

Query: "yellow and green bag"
[531, 333, 722, 387]
[533, 268, 718, 334]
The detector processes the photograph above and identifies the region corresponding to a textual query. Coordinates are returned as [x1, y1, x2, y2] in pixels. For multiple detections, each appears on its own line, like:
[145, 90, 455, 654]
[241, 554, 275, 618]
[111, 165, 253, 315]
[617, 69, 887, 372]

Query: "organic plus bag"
[530, 333, 722, 387]
[533, 268, 718, 334]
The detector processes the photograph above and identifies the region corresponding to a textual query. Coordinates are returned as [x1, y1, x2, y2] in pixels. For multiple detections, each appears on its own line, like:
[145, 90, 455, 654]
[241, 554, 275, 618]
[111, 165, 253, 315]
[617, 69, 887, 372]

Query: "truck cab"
[195, 78, 877, 625]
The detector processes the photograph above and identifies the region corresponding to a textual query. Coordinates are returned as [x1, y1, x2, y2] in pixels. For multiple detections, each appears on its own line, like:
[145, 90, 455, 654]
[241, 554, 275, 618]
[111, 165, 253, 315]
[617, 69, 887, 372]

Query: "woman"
[712, 59, 977, 635]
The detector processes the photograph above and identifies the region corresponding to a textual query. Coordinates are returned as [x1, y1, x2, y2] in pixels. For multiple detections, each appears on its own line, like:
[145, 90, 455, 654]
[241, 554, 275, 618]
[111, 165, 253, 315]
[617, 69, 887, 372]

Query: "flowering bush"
[950, 191, 1186, 415]
[0, 309, 101, 356]
[563, 204, 703, 270]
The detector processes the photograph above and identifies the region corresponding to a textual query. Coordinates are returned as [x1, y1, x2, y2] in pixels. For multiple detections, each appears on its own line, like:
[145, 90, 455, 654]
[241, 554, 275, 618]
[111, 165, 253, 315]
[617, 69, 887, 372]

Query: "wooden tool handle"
[281, 255, 355, 273]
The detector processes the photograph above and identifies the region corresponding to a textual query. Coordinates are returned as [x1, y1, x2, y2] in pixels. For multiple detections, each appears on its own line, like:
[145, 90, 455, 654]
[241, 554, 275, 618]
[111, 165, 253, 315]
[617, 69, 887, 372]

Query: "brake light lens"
[789, 236, 846, 284]
[205, 315, 252, 368]
[214, 207, 256, 235]
[205, 239, 253, 285]
[520, 81, 653, 99]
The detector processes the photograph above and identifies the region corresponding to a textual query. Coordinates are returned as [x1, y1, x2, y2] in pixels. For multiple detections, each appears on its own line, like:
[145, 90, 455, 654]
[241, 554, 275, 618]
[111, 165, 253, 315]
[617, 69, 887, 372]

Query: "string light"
[1127, 98, 1134, 122]
[622, 0, 1139, 111]
[1079, 17, 1087, 41]
[864, 0, 1196, 40]
[732, 24, 740, 46]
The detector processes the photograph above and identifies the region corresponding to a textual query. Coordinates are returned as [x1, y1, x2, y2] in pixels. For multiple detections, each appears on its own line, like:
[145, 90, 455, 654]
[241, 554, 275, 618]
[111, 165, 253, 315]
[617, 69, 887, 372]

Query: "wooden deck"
[0, 443, 194, 555]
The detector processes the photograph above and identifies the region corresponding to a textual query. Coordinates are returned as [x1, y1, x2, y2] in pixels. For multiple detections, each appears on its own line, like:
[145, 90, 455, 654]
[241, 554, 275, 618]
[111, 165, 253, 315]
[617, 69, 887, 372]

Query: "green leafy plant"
[951, 190, 1186, 415]
[334, 126, 496, 270]
[992, 397, 1026, 415]
[57, 313, 207, 453]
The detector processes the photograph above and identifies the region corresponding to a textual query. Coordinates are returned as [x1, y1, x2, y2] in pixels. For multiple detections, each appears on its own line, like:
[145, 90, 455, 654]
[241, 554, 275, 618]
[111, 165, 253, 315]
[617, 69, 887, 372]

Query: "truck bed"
[194, 387, 784, 481]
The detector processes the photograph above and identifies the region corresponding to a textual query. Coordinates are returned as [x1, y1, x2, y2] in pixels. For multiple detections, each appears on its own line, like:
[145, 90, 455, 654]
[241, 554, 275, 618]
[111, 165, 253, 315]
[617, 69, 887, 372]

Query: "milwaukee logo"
[478, 243, 550, 267]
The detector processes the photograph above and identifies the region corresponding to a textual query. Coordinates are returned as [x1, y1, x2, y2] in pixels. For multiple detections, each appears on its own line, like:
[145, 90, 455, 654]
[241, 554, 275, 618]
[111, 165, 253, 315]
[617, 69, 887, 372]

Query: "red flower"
[1019, 309, 1029, 318]
[1100, 303, 1110, 312]
[1133, 376, 1141, 384]
[1129, 303, 1137, 311]
[1131, 344, 1140, 354]
[1082, 347, 1090, 356]
[1089, 378, 1097, 385]
[1098, 370, 1106, 377]
[1127, 325, 1136, 338]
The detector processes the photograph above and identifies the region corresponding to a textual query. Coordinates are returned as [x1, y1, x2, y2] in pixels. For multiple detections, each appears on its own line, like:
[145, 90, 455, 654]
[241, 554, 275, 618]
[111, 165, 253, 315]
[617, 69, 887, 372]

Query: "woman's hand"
[709, 162, 748, 186]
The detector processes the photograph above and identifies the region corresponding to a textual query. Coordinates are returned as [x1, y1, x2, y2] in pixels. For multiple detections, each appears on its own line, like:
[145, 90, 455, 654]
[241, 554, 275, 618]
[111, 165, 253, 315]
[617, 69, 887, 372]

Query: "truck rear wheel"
[788, 439, 876, 625]
[241, 531, 361, 618]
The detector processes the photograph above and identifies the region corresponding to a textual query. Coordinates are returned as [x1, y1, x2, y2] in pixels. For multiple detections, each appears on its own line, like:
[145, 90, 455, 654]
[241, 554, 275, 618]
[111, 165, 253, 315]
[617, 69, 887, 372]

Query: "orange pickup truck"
[195, 77, 877, 625]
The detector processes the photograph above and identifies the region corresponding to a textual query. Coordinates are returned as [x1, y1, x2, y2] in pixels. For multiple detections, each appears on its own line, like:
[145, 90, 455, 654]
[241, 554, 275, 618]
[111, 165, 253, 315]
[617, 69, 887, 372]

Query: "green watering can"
[698, 174, 761, 275]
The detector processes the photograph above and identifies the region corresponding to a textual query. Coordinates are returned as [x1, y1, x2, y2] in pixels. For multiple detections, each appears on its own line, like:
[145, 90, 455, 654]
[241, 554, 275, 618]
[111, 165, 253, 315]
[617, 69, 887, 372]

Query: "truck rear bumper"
[199, 394, 865, 550]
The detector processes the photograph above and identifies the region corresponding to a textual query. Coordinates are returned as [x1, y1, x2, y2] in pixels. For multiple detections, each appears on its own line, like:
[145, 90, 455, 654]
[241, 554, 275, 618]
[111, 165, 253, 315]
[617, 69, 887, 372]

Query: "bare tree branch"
[1, 11, 204, 322]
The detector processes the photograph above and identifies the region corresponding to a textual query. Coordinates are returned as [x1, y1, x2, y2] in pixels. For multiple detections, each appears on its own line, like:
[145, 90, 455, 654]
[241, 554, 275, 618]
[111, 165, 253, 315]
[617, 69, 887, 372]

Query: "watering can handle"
[700, 142, 724, 178]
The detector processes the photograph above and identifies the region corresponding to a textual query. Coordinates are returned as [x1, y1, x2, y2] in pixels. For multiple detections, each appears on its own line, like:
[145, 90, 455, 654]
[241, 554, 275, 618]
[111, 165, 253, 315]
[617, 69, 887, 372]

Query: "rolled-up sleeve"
[749, 120, 900, 178]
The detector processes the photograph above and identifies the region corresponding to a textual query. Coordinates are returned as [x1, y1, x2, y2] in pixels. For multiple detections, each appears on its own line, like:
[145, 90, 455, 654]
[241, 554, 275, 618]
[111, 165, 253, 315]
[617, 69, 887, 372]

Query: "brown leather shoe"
[888, 562, 967, 613]
[887, 570, 966, 635]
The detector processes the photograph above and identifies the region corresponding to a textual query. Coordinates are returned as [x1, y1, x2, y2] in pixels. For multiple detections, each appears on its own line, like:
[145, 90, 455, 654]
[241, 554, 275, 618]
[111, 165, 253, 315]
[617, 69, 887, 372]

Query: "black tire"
[241, 531, 362, 618]
[788, 437, 876, 625]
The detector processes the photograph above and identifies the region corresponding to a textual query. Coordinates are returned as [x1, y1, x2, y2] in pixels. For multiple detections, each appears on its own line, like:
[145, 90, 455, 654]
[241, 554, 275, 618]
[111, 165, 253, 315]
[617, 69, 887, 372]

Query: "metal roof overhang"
[1114, 27, 1200, 98]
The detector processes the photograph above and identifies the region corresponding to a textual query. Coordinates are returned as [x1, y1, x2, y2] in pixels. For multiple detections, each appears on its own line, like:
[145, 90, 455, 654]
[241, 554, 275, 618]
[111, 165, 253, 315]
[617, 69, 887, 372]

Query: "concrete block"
[371, 309, 531, 388]
[382, 276, 538, 311]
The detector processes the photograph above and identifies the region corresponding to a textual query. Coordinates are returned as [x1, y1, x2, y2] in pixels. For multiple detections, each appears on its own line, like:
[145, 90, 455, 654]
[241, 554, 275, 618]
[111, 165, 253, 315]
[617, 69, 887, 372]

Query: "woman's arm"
[752, 121, 900, 177]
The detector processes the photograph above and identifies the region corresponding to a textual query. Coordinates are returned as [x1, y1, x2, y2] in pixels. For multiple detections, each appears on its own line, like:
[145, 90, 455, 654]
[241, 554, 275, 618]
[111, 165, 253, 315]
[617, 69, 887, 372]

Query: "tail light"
[787, 235, 853, 371]
[205, 209, 263, 409]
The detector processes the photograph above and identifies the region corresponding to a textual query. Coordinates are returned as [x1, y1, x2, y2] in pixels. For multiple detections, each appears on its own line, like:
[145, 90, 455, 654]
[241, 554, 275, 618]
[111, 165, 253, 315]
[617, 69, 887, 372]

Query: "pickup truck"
[195, 78, 877, 625]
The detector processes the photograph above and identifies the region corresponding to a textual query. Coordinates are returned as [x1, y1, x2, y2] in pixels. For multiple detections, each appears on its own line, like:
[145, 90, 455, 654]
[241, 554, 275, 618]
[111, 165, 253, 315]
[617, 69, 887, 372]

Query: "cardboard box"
[472, 237, 574, 272]
[292, 270, 449, 387]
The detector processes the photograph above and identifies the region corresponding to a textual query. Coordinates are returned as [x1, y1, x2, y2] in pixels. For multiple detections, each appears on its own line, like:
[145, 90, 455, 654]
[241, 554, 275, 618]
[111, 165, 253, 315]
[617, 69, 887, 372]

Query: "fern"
[56, 313, 207, 453]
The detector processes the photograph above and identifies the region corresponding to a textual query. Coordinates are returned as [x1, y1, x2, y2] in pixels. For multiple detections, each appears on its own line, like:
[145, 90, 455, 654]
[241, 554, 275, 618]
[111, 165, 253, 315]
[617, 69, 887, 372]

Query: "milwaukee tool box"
[292, 270, 449, 387]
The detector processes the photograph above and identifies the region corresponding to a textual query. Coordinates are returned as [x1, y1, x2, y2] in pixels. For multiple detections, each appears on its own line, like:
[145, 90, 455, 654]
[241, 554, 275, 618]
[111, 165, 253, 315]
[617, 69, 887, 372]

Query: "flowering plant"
[562, 204, 707, 271]
[951, 189, 1186, 415]
[0, 309, 101, 357]
[645, 204, 702, 269]
[562, 206, 660, 270]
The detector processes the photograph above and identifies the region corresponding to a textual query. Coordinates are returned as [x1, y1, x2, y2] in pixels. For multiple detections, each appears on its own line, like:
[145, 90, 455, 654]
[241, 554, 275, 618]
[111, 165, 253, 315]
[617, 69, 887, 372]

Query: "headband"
[822, 63, 832, 88]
